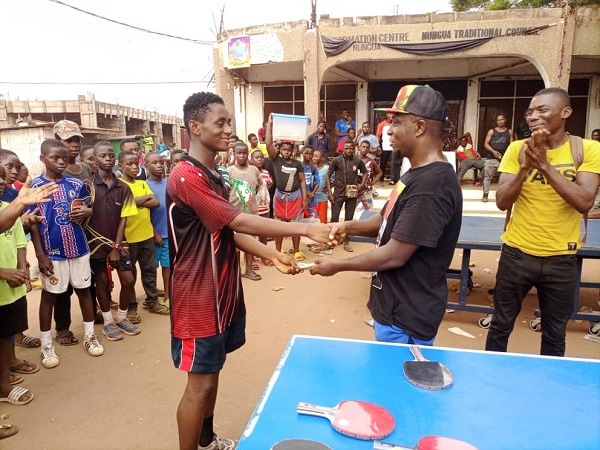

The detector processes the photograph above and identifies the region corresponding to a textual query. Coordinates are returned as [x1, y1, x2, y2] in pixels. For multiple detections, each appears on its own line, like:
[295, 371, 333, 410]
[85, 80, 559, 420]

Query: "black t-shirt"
[328, 155, 367, 197]
[368, 161, 463, 340]
[269, 156, 304, 192]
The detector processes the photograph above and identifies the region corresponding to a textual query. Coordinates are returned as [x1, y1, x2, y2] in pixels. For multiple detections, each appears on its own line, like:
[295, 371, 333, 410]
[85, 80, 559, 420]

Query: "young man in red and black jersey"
[166, 92, 332, 450]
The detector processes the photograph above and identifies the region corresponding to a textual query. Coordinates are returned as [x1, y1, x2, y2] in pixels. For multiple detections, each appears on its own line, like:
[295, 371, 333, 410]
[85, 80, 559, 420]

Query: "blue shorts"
[171, 316, 246, 373]
[155, 239, 170, 268]
[373, 320, 435, 346]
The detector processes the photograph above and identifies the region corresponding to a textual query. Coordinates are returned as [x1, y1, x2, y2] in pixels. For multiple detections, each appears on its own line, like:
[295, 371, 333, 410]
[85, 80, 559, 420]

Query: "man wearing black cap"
[311, 85, 463, 345]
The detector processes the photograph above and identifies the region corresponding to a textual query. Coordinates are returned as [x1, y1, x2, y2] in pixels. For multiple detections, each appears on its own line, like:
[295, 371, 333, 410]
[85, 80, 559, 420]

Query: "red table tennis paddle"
[374, 436, 478, 449]
[271, 438, 332, 449]
[403, 346, 453, 390]
[297, 400, 395, 440]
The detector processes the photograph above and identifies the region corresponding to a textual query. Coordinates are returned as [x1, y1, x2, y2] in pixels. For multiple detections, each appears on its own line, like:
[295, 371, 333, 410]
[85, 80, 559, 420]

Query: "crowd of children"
[0, 121, 187, 429]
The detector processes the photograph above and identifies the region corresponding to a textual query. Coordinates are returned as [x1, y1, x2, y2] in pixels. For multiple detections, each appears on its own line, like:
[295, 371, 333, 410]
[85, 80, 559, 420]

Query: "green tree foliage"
[450, 0, 600, 12]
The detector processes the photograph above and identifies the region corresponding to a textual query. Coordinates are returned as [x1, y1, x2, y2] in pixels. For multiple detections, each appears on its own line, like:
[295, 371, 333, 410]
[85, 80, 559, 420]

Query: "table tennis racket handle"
[410, 345, 426, 362]
[297, 402, 333, 419]
[373, 441, 411, 449]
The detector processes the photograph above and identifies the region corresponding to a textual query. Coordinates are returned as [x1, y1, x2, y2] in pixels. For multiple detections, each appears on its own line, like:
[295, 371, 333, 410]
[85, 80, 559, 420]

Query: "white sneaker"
[84, 334, 104, 357]
[41, 345, 59, 369]
[198, 435, 236, 450]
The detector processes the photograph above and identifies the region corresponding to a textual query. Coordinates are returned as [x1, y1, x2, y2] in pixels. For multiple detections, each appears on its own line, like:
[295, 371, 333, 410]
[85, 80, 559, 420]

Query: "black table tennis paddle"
[403, 345, 453, 390]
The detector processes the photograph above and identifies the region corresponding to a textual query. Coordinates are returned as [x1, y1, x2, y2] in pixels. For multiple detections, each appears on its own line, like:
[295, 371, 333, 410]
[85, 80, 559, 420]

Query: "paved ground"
[1, 184, 599, 449]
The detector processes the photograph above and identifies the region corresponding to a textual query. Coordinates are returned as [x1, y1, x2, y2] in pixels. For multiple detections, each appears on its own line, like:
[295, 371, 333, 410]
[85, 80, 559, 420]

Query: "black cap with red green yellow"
[375, 84, 448, 122]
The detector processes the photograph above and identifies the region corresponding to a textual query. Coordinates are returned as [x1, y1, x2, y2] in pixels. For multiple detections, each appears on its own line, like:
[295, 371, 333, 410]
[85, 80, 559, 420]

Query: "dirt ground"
[2, 188, 599, 449]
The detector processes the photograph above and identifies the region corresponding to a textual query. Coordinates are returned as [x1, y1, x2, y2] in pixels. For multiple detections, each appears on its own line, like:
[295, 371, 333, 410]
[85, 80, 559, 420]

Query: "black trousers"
[331, 195, 358, 225]
[128, 238, 158, 310]
[379, 151, 392, 180]
[485, 244, 578, 357]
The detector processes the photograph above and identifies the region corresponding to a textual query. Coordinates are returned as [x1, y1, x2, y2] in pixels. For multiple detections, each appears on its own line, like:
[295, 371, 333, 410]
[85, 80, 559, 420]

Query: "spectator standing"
[356, 122, 381, 159]
[305, 121, 332, 155]
[335, 109, 356, 144]
[482, 114, 513, 202]
[485, 88, 600, 356]
[327, 140, 367, 252]
[376, 112, 394, 185]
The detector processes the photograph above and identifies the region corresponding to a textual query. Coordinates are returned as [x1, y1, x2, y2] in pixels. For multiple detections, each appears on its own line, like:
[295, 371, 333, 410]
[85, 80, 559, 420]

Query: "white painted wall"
[587, 75, 600, 138]
[356, 83, 368, 128]
[245, 85, 264, 141]
[464, 78, 480, 150]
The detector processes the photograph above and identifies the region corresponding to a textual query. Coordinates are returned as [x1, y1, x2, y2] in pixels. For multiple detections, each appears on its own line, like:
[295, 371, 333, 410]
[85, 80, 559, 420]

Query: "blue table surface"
[238, 335, 600, 450]
[457, 216, 600, 251]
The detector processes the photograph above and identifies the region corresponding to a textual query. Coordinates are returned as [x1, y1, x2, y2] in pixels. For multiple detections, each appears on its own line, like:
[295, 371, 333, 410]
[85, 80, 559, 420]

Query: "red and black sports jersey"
[166, 154, 244, 339]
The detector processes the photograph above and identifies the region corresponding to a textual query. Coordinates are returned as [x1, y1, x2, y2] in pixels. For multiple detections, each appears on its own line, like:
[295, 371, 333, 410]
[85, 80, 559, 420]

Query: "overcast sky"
[1, 0, 452, 117]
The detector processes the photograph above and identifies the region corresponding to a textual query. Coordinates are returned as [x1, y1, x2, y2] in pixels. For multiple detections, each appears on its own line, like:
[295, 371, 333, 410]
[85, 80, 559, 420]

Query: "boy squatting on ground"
[166, 92, 332, 450]
[29, 140, 104, 368]
[85, 142, 141, 341]
[227, 142, 264, 281]
[144, 152, 172, 307]
[118, 150, 169, 322]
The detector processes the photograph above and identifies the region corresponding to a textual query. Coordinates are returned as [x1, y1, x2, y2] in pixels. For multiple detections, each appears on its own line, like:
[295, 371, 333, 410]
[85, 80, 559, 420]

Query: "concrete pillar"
[464, 78, 480, 143]
[547, 11, 576, 89]
[587, 75, 600, 137]
[356, 83, 368, 128]
[303, 29, 320, 134]
[213, 46, 237, 132]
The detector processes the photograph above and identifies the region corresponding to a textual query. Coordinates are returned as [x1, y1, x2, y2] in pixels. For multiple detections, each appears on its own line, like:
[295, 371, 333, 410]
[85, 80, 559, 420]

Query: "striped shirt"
[166, 155, 244, 339]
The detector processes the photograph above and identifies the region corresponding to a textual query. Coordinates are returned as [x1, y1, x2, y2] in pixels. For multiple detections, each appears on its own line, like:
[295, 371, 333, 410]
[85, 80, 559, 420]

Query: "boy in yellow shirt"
[118, 151, 169, 323]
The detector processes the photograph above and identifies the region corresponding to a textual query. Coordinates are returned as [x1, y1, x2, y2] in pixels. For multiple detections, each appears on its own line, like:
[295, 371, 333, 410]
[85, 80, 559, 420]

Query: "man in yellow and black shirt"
[486, 87, 600, 357]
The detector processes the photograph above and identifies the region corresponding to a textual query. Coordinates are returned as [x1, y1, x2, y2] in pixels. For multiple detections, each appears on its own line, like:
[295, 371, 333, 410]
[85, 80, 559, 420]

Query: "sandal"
[9, 373, 23, 386]
[0, 386, 34, 405]
[0, 424, 19, 440]
[15, 335, 41, 348]
[10, 360, 40, 375]
[294, 251, 307, 261]
[147, 304, 170, 316]
[242, 272, 262, 281]
[54, 330, 78, 346]
[127, 311, 142, 324]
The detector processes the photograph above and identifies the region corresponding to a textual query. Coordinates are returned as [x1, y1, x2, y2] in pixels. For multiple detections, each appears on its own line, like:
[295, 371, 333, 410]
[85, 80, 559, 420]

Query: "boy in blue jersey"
[144, 152, 171, 306]
[301, 145, 320, 215]
[29, 140, 104, 369]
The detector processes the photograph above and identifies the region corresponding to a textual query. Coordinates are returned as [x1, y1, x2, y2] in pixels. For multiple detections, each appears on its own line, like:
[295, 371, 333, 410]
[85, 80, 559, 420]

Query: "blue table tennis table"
[448, 216, 600, 331]
[352, 213, 600, 331]
[238, 335, 600, 449]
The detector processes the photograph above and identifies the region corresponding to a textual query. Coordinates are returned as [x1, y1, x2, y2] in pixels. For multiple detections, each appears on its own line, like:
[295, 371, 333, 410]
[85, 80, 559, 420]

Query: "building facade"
[0, 94, 183, 175]
[214, 6, 600, 154]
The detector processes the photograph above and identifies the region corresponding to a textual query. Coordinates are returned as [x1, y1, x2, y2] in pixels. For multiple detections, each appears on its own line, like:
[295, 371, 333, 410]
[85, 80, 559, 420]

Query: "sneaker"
[115, 318, 140, 336]
[482, 193, 489, 203]
[41, 345, 59, 369]
[84, 334, 104, 357]
[199, 434, 236, 450]
[102, 322, 124, 341]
